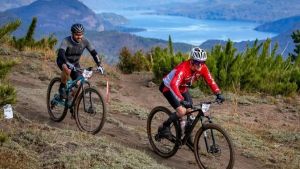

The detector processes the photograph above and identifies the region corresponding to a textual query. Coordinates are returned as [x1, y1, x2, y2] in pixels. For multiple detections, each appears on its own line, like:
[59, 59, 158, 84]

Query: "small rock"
[146, 81, 156, 88]
[268, 156, 277, 163]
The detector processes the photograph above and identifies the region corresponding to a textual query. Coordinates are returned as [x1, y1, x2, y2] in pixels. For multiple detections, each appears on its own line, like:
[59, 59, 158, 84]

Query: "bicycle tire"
[46, 77, 68, 122]
[194, 123, 235, 169]
[75, 87, 106, 135]
[147, 106, 180, 158]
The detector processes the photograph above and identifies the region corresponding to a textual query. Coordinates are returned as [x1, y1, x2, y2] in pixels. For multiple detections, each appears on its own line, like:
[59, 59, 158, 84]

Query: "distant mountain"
[154, 0, 300, 23]
[255, 15, 300, 33]
[0, 0, 144, 36]
[1, 0, 35, 12]
[200, 24, 299, 58]
[0, 0, 192, 65]
[3, 0, 105, 33]
[78, 0, 197, 11]
[82, 31, 193, 64]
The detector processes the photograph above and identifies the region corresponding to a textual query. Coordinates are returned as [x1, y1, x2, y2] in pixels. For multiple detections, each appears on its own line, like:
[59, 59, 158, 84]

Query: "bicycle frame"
[179, 105, 216, 152]
[65, 75, 91, 110]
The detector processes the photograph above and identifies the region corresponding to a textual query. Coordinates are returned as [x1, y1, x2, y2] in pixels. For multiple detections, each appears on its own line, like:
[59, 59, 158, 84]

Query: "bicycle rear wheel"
[147, 106, 180, 158]
[75, 87, 106, 135]
[194, 123, 235, 169]
[46, 77, 68, 122]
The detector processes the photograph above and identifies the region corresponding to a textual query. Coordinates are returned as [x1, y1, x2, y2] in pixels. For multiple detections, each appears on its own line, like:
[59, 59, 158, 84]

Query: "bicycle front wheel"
[46, 77, 68, 122]
[194, 123, 235, 169]
[75, 87, 106, 135]
[147, 106, 180, 158]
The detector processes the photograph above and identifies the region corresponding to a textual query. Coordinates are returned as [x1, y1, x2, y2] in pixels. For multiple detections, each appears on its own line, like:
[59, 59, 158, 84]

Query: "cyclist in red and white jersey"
[158, 47, 225, 140]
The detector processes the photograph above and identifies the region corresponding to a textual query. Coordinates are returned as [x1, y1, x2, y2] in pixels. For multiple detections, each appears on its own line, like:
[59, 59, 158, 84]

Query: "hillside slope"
[1, 45, 299, 169]
[255, 15, 300, 33]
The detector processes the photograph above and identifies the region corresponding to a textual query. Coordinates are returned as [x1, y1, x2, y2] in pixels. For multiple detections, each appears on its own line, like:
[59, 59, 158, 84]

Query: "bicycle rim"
[75, 87, 106, 134]
[46, 77, 68, 122]
[194, 123, 235, 169]
[147, 106, 180, 158]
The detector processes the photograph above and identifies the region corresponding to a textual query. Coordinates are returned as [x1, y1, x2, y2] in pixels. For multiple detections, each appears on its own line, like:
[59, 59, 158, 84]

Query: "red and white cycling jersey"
[162, 60, 220, 101]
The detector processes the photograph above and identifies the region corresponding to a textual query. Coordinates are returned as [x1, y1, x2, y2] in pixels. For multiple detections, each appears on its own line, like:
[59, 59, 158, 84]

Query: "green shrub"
[11, 17, 57, 51]
[0, 131, 8, 145]
[0, 59, 18, 106]
[0, 19, 21, 44]
[118, 47, 151, 73]
[0, 84, 16, 106]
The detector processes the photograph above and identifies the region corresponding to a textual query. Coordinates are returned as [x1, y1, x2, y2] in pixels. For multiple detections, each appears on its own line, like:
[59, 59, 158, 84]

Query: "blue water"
[99, 10, 277, 45]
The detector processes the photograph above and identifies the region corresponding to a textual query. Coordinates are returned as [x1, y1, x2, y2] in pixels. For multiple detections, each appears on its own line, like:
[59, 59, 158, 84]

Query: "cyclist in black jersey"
[56, 23, 104, 98]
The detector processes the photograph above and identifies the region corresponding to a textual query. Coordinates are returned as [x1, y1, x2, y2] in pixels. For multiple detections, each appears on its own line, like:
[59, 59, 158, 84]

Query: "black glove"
[180, 100, 192, 108]
[215, 93, 225, 103]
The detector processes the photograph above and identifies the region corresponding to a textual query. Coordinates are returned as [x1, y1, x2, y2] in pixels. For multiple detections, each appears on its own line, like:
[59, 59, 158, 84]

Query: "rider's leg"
[182, 90, 194, 145]
[158, 83, 187, 135]
[69, 64, 82, 96]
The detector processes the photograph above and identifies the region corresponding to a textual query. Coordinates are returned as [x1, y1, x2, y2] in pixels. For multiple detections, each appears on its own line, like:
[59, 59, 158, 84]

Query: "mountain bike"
[147, 100, 235, 169]
[46, 67, 106, 135]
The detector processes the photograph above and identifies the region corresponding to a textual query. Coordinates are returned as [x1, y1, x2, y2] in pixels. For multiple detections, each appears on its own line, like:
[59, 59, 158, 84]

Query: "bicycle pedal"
[154, 134, 161, 142]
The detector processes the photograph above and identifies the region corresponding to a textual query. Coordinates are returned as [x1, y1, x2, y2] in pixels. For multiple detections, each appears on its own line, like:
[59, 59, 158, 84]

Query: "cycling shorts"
[56, 57, 81, 80]
[159, 82, 193, 110]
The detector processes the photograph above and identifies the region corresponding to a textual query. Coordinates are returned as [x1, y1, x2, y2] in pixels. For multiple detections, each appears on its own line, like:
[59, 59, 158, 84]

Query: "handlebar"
[74, 67, 106, 75]
[191, 100, 218, 110]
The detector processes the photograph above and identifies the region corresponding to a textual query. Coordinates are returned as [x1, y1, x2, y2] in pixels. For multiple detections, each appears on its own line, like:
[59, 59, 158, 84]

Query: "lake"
[99, 10, 277, 45]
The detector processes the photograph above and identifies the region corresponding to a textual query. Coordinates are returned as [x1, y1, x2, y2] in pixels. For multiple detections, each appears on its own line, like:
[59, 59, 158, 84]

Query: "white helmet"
[190, 47, 207, 62]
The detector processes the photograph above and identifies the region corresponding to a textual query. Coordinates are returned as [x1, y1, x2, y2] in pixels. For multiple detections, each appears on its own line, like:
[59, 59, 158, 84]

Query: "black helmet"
[71, 23, 84, 33]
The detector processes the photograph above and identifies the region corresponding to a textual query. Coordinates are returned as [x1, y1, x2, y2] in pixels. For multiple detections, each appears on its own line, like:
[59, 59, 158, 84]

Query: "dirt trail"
[10, 67, 267, 169]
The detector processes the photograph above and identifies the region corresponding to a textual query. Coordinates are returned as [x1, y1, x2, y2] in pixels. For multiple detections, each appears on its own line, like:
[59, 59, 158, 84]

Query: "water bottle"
[180, 119, 186, 136]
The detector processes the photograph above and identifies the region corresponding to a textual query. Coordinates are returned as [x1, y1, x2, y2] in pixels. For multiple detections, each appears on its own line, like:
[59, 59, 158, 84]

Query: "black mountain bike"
[147, 100, 235, 169]
[47, 67, 106, 135]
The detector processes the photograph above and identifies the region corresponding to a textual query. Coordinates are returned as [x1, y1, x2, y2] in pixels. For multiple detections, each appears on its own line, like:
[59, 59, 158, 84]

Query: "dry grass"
[110, 100, 150, 120]
[0, 112, 170, 169]
[214, 110, 300, 169]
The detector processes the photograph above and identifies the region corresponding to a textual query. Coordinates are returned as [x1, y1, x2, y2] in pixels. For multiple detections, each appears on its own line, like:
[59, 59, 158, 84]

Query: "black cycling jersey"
[57, 36, 101, 66]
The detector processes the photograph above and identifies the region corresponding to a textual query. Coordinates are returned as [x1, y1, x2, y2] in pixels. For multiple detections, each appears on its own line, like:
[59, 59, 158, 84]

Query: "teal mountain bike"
[47, 67, 106, 135]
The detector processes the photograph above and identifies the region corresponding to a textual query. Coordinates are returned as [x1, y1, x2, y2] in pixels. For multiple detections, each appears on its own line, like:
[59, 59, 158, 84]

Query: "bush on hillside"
[118, 37, 300, 96]
[0, 19, 21, 44]
[0, 59, 18, 106]
[118, 47, 151, 73]
[204, 39, 300, 96]
[12, 17, 57, 51]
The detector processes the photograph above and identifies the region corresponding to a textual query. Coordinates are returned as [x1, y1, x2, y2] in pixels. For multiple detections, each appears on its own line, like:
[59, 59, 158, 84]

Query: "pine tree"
[118, 47, 134, 73]
[0, 20, 21, 43]
[290, 30, 300, 61]
[168, 35, 174, 56]
[25, 17, 37, 46]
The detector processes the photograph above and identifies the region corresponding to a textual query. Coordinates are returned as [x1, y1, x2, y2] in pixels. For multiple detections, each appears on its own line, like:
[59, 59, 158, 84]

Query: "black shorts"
[159, 82, 193, 110]
[56, 57, 81, 80]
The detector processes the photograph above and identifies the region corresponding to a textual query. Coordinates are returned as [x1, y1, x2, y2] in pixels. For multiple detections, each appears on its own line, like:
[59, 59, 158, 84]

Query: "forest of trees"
[118, 35, 300, 96]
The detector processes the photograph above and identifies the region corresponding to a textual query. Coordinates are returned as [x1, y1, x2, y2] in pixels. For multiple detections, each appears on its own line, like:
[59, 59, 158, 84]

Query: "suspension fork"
[200, 116, 210, 152]
[203, 117, 217, 153]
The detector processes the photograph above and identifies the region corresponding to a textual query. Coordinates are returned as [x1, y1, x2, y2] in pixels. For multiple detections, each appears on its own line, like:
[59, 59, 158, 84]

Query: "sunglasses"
[192, 60, 205, 65]
[74, 33, 83, 36]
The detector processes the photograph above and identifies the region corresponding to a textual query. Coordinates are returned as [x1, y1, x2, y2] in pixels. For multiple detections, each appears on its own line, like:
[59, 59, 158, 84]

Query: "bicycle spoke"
[47, 77, 67, 122]
[195, 124, 234, 169]
[76, 88, 106, 134]
[147, 106, 179, 158]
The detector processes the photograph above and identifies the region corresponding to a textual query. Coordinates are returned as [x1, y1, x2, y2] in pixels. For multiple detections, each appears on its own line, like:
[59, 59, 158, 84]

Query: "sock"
[60, 83, 66, 89]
